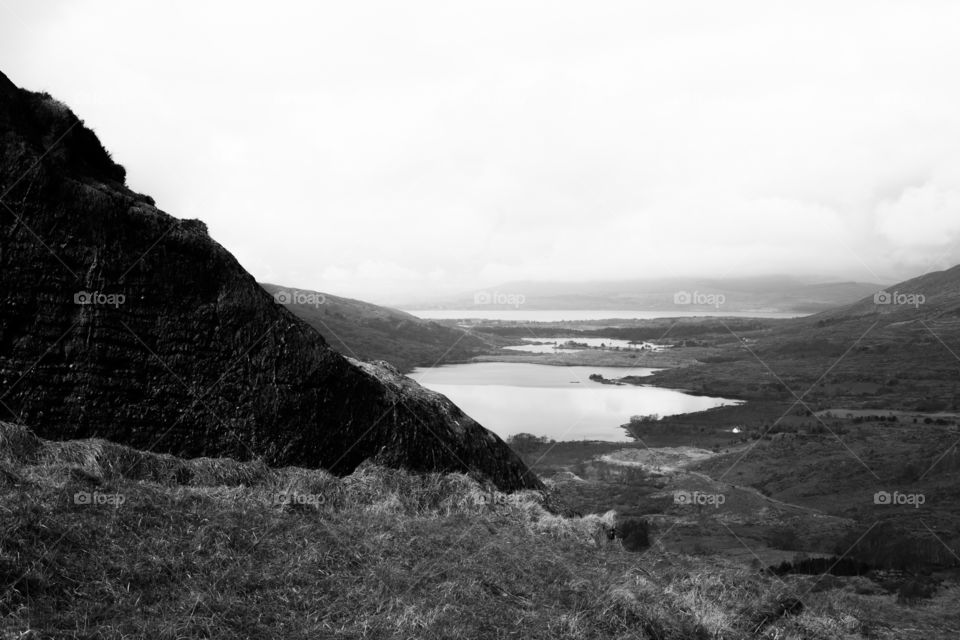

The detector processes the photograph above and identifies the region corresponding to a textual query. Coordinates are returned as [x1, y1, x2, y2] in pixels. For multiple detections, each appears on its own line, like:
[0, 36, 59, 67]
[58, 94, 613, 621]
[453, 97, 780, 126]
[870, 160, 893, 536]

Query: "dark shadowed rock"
[0, 71, 541, 492]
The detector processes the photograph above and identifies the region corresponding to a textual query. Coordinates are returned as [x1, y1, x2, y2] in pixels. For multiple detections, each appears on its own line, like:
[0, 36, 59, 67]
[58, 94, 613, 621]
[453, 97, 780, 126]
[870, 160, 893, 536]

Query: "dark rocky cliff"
[0, 70, 541, 491]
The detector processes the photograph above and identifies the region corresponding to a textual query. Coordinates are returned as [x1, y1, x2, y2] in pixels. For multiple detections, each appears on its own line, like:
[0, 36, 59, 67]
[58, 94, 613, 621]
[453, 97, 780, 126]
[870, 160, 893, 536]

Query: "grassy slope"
[259, 284, 503, 372]
[3, 423, 946, 639]
[642, 266, 960, 412]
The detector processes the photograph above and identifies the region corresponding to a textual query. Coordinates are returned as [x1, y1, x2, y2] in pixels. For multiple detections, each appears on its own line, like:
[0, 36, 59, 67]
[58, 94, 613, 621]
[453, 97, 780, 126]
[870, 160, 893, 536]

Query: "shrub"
[616, 518, 650, 552]
[766, 526, 799, 551]
[897, 578, 937, 604]
[507, 433, 551, 455]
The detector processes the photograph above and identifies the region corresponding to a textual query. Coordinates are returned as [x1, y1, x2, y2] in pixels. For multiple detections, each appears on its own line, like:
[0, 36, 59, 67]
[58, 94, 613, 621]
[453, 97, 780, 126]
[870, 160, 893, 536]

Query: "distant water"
[404, 309, 804, 321]
[503, 337, 666, 353]
[409, 362, 741, 441]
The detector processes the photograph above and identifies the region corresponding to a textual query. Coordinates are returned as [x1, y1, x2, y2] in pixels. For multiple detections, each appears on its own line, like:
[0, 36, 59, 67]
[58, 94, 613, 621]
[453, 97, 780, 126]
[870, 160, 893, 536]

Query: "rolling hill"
[260, 283, 500, 372]
[642, 263, 960, 411]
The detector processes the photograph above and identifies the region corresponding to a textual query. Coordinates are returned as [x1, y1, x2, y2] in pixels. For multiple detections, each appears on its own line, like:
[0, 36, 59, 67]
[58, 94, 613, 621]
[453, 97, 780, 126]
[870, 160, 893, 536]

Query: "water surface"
[410, 362, 740, 441]
[503, 337, 664, 353]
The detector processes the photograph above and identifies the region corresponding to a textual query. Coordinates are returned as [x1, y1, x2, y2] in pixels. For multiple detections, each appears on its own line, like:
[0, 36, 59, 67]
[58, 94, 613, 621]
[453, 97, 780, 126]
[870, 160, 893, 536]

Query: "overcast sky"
[3, 1, 960, 304]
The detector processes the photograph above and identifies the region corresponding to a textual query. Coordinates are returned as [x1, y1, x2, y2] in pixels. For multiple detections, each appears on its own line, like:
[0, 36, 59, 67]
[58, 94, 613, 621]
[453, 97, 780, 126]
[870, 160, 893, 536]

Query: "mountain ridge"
[401, 276, 886, 314]
[804, 263, 960, 325]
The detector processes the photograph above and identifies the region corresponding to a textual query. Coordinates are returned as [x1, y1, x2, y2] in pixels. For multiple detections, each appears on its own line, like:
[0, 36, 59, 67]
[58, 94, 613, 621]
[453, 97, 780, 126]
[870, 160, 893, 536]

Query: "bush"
[897, 578, 938, 604]
[616, 518, 650, 552]
[507, 433, 552, 455]
[769, 556, 871, 577]
[766, 526, 799, 551]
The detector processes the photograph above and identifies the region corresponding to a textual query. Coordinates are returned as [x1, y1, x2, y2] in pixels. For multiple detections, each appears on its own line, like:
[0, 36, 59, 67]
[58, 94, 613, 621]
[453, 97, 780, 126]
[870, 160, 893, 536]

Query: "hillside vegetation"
[260, 283, 501, 372]
[4, 422, 944, 639]
[645, 264, 960, 412]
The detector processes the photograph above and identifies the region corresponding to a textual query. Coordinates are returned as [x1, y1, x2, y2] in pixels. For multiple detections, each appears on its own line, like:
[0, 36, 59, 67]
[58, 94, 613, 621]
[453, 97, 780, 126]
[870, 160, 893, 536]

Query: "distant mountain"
[0, 70, 539, 491]
[752, 264, 960, 366]
[260, 284, 499, 372]
[402, 276, 885, 315]
[648, 263, 960, 412]
[805, 264, 960, 325]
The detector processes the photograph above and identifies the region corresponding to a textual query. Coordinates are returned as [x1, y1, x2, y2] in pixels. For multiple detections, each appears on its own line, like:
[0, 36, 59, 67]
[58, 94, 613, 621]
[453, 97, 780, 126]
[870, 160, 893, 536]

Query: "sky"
[3, 1, 960, 304]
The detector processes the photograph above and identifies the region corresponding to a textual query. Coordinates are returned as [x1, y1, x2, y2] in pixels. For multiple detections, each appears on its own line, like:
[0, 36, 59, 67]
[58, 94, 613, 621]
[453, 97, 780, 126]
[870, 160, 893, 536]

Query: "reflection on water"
[409, 362, 740, 441]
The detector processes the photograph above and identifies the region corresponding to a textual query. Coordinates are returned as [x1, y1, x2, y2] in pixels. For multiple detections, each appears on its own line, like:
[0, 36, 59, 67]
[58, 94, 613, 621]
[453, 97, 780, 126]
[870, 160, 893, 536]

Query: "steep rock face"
[0, 71, 541, 491]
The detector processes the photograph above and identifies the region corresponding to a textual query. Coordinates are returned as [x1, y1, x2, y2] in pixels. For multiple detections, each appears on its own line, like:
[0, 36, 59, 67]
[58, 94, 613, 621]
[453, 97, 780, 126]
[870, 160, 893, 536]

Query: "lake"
[404, 309, 804, 321]
[409, 362, 740, 441]
[503, 337, 666, 353]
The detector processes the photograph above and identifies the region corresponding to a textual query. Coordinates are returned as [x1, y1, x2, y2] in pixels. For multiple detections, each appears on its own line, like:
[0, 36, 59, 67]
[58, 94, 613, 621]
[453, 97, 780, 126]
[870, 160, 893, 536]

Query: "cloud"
[876, 183, 960, 247]
[3, 1, 960, 301]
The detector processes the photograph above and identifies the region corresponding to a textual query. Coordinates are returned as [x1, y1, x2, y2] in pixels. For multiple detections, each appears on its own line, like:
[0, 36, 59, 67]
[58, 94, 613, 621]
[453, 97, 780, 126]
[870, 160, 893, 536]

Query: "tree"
[623, 414, 660, 440]
[507, 433, 550, 455]
[616, 518, 650, 551]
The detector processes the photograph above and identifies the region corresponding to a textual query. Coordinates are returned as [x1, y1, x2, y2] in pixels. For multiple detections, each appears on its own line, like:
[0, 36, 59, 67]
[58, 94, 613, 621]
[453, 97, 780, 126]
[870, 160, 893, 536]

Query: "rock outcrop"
[0, 70, 541, 491]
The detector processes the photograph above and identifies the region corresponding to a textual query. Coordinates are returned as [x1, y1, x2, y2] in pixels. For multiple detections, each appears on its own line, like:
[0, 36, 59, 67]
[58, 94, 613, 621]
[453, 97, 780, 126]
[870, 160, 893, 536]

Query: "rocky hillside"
[0, 70, 539, 491]
[261, 283, 499, 372]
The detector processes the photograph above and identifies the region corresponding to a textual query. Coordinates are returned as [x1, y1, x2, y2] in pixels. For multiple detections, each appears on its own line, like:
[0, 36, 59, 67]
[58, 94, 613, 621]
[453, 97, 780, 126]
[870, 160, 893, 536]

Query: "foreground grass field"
[1, 422, 957, 639]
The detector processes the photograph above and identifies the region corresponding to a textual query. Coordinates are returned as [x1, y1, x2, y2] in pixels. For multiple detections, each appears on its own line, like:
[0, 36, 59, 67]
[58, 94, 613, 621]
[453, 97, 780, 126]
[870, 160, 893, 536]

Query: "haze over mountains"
[0, 70, 539, 491]
[402, 276, 885, 315]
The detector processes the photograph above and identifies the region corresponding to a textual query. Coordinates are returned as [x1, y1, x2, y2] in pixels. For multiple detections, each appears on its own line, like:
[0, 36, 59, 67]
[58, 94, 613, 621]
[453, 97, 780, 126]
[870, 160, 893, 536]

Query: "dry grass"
[0, 422, 954, 639]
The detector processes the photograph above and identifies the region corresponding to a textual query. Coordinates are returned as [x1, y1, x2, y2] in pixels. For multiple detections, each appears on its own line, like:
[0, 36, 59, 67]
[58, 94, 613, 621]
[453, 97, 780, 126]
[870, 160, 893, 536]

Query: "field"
[469, 312, 960, 621]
